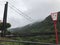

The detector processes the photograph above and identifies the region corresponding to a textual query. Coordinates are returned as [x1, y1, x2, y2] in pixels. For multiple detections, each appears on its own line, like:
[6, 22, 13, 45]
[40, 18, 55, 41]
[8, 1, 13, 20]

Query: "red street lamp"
[51, 12, 59, 45]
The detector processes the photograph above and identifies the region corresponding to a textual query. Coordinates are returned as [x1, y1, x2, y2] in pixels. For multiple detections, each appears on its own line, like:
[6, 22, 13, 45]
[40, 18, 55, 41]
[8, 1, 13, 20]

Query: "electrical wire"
[9, 5, 33, 22]
[8, 1, 33, 22]
[0, 1, 33, 22]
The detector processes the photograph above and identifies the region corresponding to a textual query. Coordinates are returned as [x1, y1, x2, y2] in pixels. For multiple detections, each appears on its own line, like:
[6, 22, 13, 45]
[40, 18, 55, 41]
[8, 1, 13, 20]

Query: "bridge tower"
[1, 2, 8, 37]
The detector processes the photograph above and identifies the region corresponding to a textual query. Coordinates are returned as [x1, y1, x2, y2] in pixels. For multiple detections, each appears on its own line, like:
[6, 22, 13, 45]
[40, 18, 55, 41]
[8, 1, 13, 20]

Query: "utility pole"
[1, 2, 8, 37]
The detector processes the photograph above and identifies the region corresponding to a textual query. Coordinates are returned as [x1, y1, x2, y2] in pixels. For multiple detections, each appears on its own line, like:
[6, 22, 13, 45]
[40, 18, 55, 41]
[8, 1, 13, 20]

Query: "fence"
[0, 40, 56, 45]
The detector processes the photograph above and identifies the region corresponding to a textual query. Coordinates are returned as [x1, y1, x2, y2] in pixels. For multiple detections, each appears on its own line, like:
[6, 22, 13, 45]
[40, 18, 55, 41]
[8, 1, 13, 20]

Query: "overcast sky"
[0, 0, 60, 28]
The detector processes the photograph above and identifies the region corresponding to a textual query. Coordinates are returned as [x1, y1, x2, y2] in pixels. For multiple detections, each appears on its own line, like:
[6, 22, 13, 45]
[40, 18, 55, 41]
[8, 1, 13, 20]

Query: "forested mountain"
[10, 12, 60, 34]
[9, 12, 60, 43]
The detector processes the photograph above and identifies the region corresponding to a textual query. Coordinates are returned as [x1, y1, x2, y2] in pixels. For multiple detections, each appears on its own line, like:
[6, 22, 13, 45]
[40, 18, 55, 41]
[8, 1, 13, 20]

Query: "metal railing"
[0, 40, 56, 45]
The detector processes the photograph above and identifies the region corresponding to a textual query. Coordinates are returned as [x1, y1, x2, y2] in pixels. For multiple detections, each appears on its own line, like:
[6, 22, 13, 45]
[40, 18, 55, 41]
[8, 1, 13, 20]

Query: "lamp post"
[51, 12, 58, 45]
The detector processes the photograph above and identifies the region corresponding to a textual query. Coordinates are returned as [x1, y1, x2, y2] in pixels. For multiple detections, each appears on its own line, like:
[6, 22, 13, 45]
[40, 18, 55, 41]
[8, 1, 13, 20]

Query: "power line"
[9, 5, 33, 22]
[0, 1, 33, 28]
[0, 1, 33, 22]
[9, 3, 33, 21]
[6, 1, 38, 32]
[9, 0, 33, 20]
[8, 1, 33, 22]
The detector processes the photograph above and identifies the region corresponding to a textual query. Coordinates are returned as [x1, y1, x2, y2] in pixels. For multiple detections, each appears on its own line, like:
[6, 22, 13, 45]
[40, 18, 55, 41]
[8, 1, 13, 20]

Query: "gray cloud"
[1, 0, 60, 28]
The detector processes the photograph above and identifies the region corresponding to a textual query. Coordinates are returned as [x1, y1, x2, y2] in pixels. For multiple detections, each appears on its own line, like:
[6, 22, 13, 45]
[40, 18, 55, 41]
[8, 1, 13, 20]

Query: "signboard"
[51, 12, 58, 21]
[51, 12, 58, 45]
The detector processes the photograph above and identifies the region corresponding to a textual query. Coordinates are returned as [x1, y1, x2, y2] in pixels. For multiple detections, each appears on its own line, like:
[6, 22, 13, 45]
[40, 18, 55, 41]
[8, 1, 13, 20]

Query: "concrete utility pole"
[1, 2, 8, 37]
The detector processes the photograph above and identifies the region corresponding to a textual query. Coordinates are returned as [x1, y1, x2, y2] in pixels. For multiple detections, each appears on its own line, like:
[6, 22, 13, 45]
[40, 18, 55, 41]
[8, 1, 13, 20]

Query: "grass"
[0, 37, 24, 45]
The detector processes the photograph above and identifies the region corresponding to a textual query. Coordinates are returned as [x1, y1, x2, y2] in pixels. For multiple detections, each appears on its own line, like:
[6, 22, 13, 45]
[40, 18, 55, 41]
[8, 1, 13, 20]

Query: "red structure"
[51, 12, 59, 45]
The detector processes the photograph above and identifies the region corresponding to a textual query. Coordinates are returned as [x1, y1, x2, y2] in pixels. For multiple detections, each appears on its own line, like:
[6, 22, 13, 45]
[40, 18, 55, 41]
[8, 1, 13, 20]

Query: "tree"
[0, 22, 11, 35]
[0, 22, 11, 30]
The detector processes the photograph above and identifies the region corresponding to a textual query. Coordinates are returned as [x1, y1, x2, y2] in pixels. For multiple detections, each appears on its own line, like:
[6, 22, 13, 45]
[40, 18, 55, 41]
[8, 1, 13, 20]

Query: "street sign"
[51, 12, 58, 45]
[51, 12, 58, 21]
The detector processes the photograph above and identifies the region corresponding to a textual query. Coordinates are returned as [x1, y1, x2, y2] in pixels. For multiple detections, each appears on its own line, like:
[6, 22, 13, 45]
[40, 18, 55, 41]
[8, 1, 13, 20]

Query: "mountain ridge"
[9, 12, 60, 34]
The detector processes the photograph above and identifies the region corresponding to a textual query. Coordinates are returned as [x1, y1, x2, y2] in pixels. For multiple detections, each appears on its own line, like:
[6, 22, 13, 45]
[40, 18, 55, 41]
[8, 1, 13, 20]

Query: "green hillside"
[10, 12, 60, 34]
[9, 12, 60, 43]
